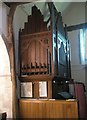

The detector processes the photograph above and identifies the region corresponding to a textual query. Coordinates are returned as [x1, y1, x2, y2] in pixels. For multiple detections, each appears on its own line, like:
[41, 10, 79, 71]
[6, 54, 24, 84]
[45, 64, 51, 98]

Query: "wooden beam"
[4, 1, 40, 7]
[47, 2, 58, 15]
[47, 2, 52, 14]
[67, 23, 87, 32]
[46, 16, 50, 24]
[4, 2, 30, 7]
[7, 4, 18, 118]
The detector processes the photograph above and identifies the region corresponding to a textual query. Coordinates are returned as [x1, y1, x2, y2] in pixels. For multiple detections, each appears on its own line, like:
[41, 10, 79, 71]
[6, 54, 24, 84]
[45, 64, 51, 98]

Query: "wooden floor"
[19, 99, 78, 119]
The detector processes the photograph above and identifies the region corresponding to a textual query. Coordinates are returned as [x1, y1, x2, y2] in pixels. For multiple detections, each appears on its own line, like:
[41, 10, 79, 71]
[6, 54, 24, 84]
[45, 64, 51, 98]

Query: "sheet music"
[21, 82, 33, 97]
[39, 81, 47, 97]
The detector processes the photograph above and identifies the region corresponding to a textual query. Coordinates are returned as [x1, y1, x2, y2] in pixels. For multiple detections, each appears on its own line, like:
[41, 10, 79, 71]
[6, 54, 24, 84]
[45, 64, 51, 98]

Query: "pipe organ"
[18, 3, 79, 118]
[18, 4, 72, 99]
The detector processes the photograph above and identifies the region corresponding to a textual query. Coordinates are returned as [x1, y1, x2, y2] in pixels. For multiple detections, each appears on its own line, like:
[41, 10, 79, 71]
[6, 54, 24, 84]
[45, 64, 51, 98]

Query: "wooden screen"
[19, 5, 52, 76]
[19, 32, 52, 76]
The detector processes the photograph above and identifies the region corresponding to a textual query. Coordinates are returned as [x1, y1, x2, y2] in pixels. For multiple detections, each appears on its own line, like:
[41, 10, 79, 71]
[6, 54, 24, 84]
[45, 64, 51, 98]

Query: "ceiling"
[4, 1, 74, 24]
[4, 0, 86, 21]
[4, 0, 72, 14]
[17, 1, 73, 21]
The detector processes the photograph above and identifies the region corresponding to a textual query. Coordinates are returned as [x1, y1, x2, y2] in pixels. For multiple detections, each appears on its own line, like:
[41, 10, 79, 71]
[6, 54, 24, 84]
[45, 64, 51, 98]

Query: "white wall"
[0, 2, 10, 38]
[63, 2, 85, 25]
[63, 2, 87, 95]
[13, 5, 27, 73]
[69, 30, 86, 84]
[0, 3, 12, 118]
[0, 35, 12, 118]
[13, 5, 28, 98]
[13, 5, 28, 41]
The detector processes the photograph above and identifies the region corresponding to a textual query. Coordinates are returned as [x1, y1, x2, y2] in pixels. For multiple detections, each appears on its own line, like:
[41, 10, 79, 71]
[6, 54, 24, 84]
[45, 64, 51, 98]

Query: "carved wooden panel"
[20, 32, 52, 76]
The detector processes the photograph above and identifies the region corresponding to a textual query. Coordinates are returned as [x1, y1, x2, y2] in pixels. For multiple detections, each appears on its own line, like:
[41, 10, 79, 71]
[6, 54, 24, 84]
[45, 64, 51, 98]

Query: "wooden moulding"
[7, 4, 18, 118]
[19, 74, 53, 82]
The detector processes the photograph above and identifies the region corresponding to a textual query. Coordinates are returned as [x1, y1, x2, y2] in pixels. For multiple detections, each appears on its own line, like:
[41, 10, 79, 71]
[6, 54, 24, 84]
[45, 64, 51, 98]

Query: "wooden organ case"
[18, 4, 71, 99]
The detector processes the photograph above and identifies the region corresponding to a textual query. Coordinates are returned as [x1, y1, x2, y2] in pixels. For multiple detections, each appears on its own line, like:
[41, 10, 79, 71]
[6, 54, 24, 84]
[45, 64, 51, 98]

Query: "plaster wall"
[0, 35, 12, 118]
[13, 5, 27, 73]
[63, 2, 86, 96]
[13, 5, 28, 98]
[0, 3, 12, 118]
